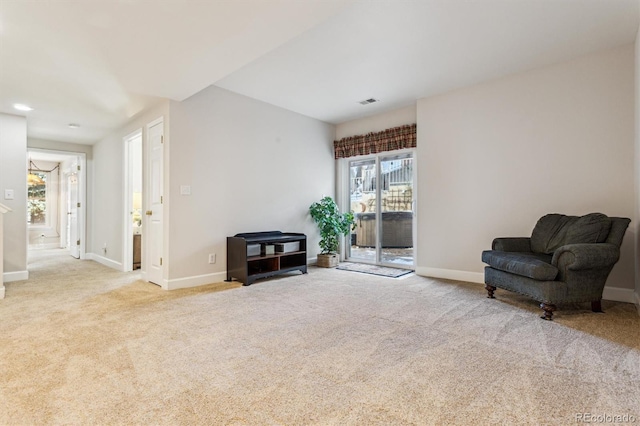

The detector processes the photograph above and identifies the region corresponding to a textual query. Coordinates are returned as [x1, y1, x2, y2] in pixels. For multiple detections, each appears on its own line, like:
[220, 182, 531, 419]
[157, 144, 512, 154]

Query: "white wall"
[168, 86, 335, 284]
[417, 45, 636, 292]
[91, 101, 170, 268]
[0, 113, 28, 281]
[335, 105, 416, 139]
[28, 138, 93, 156]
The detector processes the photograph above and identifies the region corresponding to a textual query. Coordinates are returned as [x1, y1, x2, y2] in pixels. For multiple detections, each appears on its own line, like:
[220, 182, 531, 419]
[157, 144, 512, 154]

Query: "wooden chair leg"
[540, 303, 556, 320]
[591, 300, 603, 313]
[485, 284, 496, 299]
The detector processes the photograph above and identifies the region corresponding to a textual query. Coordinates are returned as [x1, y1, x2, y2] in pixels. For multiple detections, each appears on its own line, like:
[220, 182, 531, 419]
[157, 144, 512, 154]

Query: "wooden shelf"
[227, 231, 307, 286]
[247, 250, 305, 261]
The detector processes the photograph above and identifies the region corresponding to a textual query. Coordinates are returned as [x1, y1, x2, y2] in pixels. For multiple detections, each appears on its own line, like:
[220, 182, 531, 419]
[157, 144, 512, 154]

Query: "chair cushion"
[564, 213, 611, 245]
[530, 213, 611, 255]
[481, 250, 558, 281]
[530, 214, 572, 254]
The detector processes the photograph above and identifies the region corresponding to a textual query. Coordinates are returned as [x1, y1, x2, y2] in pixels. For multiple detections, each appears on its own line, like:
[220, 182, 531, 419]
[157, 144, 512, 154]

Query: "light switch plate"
[4, 189, 14, 200]
[180, 185, 191, 195]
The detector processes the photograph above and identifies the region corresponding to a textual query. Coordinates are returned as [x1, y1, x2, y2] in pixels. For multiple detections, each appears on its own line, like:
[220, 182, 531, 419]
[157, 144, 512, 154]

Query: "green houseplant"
[309, 196, 355, 267]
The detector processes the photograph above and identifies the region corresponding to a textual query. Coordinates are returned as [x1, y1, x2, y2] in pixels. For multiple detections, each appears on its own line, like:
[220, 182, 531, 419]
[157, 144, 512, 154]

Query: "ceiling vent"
[358, 98, 379, 105]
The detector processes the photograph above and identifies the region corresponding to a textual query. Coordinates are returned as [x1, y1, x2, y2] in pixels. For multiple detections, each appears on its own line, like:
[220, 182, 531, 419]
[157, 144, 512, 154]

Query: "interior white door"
[68, 173, 79, 259]
[146, 120, 164, 285]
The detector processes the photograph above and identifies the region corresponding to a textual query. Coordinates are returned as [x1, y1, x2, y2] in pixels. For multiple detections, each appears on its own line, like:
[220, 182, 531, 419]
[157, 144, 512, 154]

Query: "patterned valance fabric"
[333, 123, 417, 159]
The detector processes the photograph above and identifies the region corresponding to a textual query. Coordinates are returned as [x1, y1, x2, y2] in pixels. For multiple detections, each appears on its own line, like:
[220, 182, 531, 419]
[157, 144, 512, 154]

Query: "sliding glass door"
[349, 158, 377, 263]
[347, 151, 414, 268]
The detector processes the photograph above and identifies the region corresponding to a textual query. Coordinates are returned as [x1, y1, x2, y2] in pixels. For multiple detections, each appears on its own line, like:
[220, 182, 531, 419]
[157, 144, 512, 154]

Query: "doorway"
[26, 149, 86, 259]
[347, 151, 415, 268]
[123, 130, 143, 272]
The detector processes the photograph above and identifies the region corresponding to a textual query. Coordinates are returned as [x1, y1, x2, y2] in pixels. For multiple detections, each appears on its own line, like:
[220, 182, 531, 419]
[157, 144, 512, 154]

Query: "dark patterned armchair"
[481, 213, 630, 320]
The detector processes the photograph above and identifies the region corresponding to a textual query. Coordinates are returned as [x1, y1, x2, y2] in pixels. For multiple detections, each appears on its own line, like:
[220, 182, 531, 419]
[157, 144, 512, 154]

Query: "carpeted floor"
[1, 249, 638, 425]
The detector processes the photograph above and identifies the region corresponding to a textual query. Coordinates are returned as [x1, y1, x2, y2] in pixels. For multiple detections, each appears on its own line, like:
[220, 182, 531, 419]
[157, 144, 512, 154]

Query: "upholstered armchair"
[481, 213, 630, 320]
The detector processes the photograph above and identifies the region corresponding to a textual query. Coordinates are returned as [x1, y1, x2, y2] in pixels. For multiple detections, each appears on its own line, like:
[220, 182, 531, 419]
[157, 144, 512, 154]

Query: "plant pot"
[317, 253, 338, 268]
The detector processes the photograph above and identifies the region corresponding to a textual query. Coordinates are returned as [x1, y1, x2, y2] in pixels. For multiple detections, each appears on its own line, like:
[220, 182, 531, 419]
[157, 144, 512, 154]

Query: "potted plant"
[309, 196, 355, 268]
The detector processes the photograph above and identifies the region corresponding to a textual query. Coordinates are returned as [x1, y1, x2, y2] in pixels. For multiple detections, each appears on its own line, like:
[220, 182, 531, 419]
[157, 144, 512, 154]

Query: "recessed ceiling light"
[68, 123, 80, 129]
[13, 103, 33, 112]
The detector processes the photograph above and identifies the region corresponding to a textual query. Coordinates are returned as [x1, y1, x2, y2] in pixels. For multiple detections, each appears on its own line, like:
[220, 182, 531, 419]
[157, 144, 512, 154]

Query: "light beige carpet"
[1, 249, 638, 425]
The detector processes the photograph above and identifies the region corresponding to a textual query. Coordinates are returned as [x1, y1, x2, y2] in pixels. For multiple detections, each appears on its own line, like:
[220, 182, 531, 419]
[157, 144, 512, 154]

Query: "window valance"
[333, 123, 416, 159]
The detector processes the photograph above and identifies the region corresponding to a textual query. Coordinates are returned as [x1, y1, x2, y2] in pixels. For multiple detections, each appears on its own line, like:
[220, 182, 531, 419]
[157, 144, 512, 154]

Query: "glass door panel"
[380, 154, 414, 266]
[349, 158, 377, 262]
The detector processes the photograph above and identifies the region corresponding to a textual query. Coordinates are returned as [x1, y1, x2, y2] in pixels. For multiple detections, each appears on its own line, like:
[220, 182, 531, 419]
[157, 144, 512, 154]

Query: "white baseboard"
[3, 270, 29, 283]
[165, 272, 228, 291]
[0, 285, 4, 299]
[416, 267, 636, 304]
[415, 267, 484, 284]
[635, 292, 640, 316]
[85, 253, 123, 271]
[164, 261, 317, 290]
[601, 287, 635, 303]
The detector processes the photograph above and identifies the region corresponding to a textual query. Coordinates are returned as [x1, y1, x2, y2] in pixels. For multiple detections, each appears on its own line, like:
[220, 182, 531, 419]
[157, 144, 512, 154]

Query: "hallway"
[13, 248, 141, 303]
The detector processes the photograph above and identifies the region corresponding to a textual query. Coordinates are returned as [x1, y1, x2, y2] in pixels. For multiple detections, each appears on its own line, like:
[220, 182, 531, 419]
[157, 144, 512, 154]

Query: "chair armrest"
[492, 237, 531, 252]
[551, 243, 620, 270]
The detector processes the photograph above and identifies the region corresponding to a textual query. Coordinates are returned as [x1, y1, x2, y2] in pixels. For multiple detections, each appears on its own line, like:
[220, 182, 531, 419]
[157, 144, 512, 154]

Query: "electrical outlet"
[208, 253, 216, 264]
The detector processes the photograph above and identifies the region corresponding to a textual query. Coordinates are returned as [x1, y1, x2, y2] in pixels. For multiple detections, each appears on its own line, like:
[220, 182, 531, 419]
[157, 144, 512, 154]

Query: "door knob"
[145, 210, 153, 216]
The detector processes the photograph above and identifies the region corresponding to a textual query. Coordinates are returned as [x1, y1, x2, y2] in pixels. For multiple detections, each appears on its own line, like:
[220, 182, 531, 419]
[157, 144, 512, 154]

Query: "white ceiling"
[1, 0, 638, 145]
[218, 0, 640, 124]
[0, 0, 351, 144]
